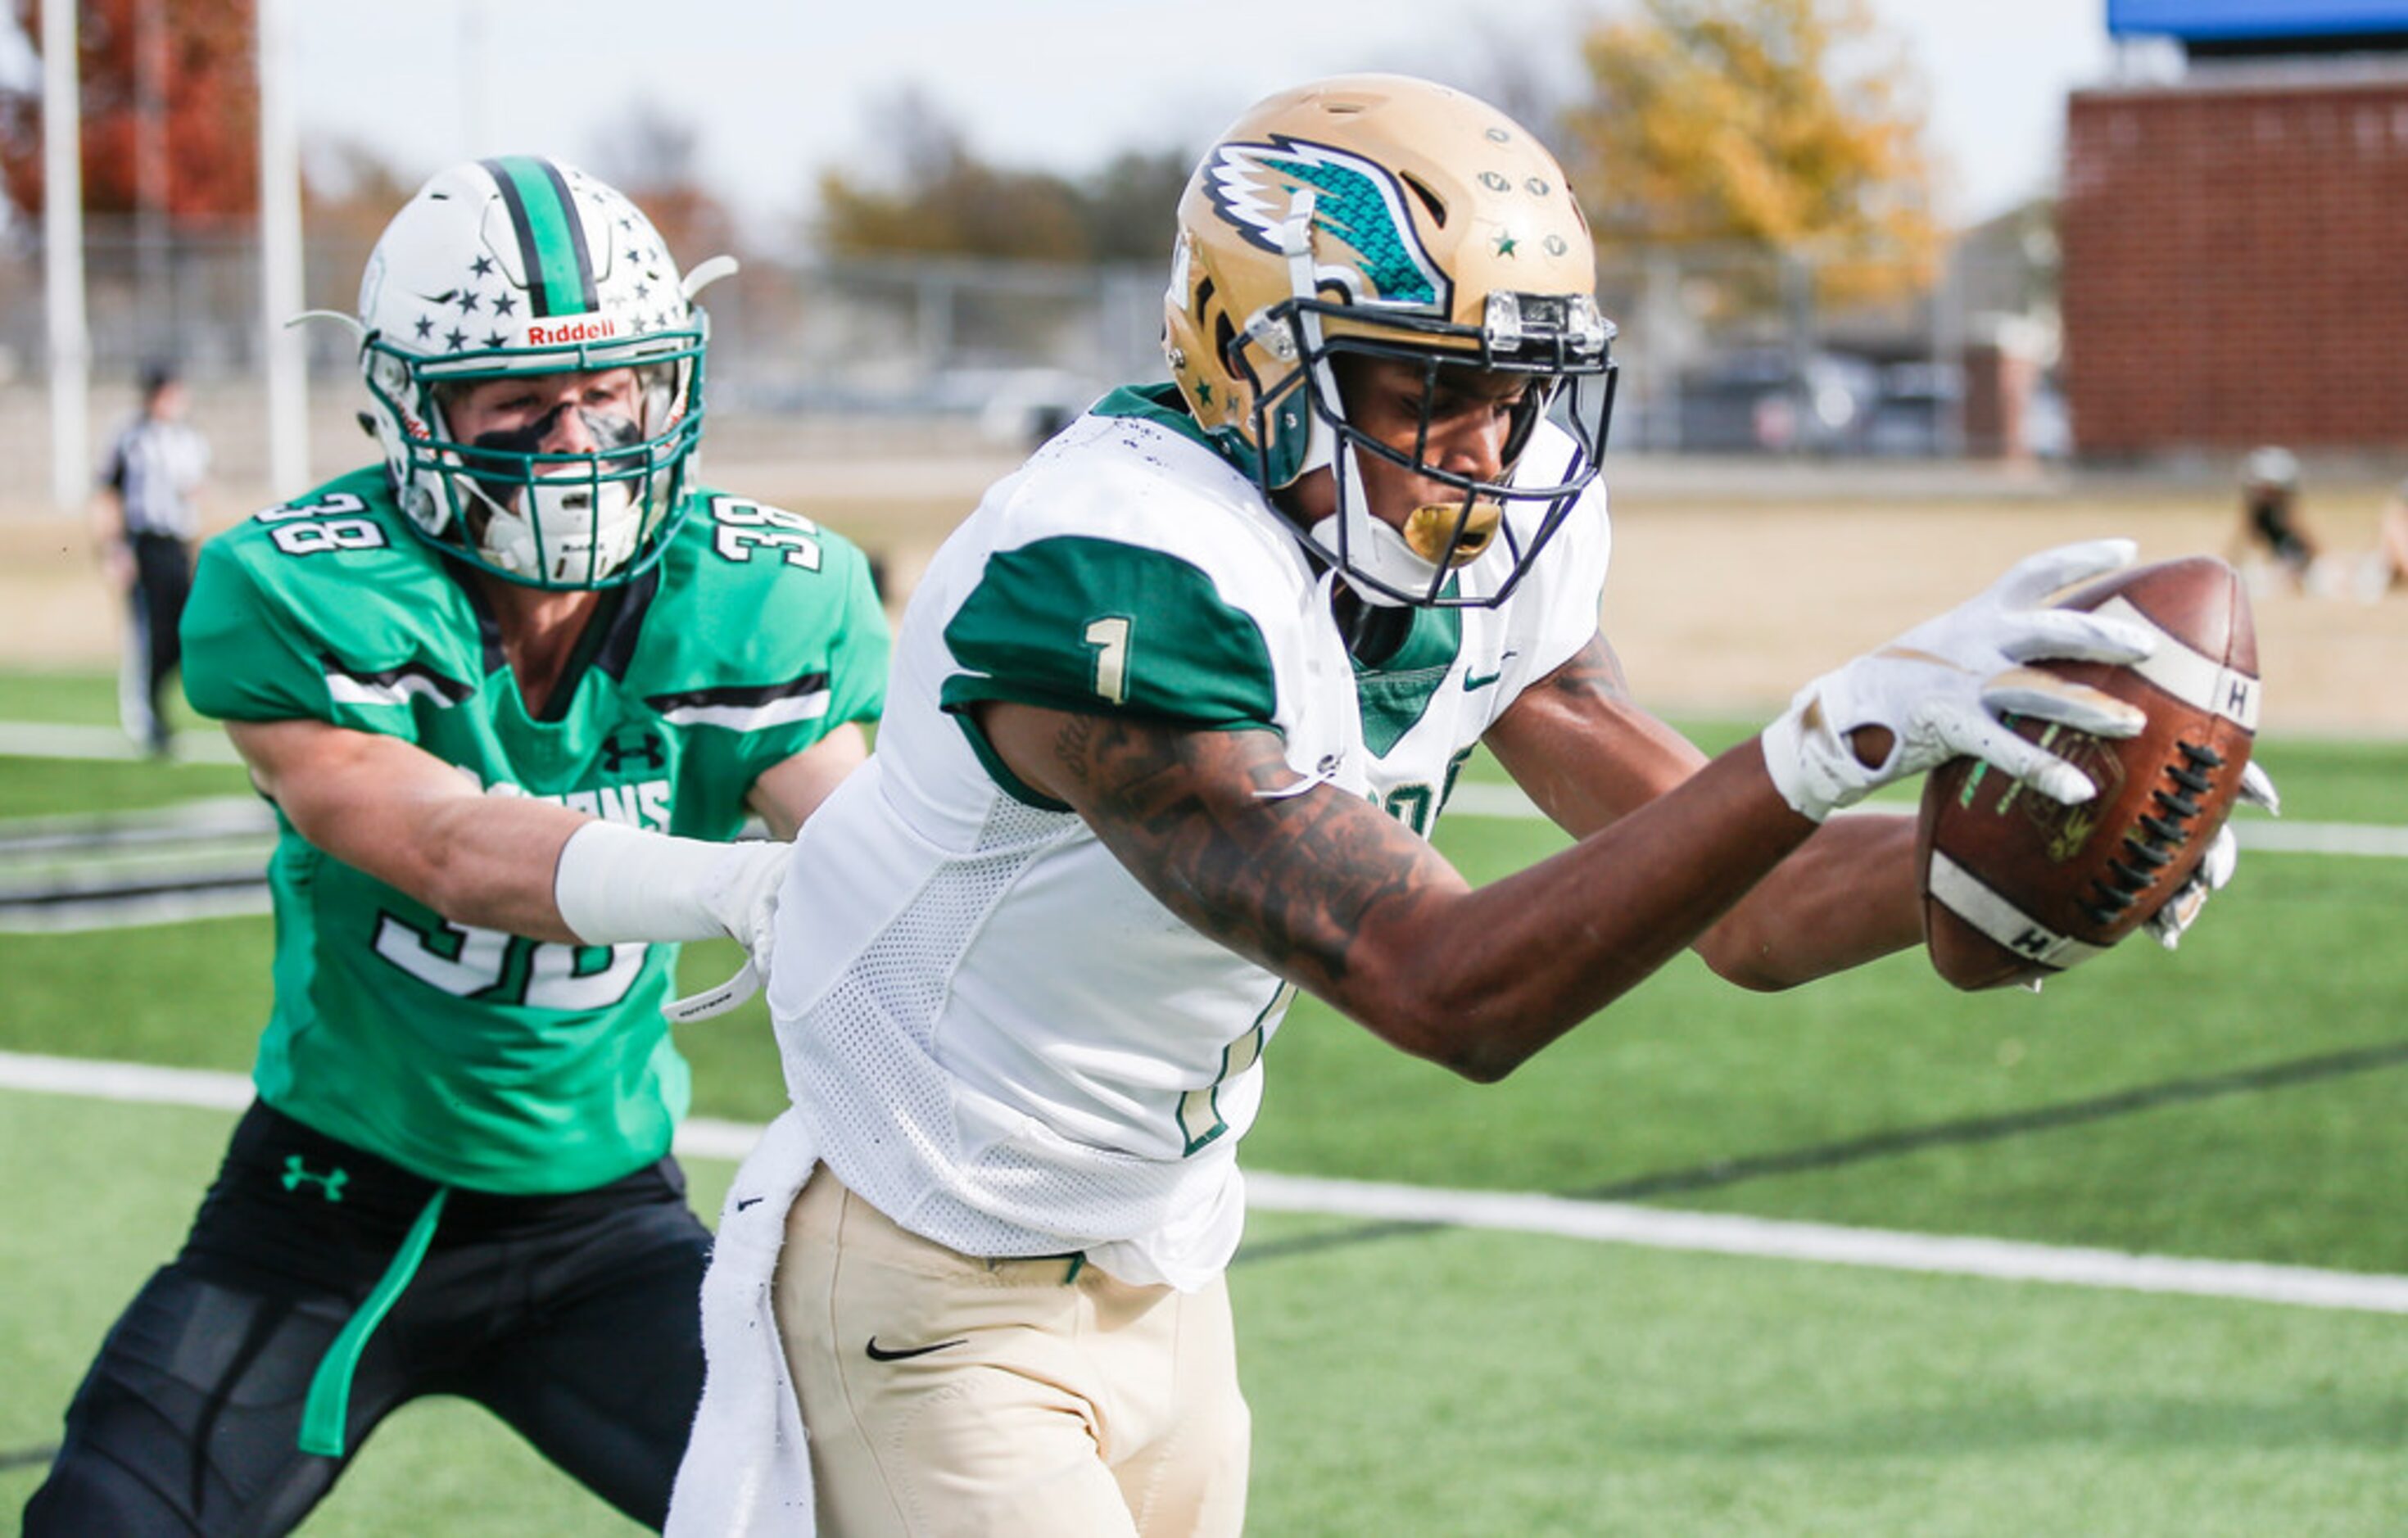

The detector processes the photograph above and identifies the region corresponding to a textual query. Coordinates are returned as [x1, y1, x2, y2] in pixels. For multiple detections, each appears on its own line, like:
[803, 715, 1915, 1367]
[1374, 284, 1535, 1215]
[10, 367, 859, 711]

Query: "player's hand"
[1761, 539, 2160, 822]
[2145, 760, 2280, 950]
[663, 840, 793, 1025]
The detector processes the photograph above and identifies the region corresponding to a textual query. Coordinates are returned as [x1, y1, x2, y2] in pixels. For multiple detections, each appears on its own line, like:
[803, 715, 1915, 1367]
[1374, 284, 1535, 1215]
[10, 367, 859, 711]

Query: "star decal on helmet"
[470, 254, 494, 278]
[491, 292, 517, 317]
[1494, 233, 1519, 258]
[1202, 135, 1451, 310]
[456, 291, 481, 314]
[445, 328, 468, 352]
[414, 315, 434, 340]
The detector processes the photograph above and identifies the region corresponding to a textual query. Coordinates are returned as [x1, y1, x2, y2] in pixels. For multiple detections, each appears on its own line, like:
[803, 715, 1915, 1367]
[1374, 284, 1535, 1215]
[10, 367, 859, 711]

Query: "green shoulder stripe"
[939, 536, 1279, 802]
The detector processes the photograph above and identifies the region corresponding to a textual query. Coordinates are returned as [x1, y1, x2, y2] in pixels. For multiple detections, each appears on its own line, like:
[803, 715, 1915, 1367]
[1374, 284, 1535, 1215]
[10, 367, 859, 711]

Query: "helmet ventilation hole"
[1401, 173, 1448, 228]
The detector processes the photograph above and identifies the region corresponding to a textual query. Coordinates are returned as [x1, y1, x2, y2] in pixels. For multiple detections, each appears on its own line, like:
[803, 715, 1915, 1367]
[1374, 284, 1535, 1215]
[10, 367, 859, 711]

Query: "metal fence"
[0, 218, 2056, 497]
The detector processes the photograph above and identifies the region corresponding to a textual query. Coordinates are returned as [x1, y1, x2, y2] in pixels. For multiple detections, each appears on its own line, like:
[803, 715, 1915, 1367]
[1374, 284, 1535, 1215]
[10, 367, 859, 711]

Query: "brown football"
[1918, 556, 2260, 990]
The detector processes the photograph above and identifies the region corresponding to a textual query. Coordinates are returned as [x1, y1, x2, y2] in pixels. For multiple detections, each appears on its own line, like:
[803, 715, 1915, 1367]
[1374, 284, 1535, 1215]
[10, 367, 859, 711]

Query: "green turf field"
[3, 671, 2406, 1534]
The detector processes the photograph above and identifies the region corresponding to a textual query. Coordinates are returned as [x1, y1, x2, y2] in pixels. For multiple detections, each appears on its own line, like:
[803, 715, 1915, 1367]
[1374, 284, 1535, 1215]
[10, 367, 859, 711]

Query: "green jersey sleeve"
[938, 536, 1279, 729]
[637, 493, 894, 816]
[182, 514, 463, 742]
[181, 473, 487, 741]
[182, 535, 330, 724]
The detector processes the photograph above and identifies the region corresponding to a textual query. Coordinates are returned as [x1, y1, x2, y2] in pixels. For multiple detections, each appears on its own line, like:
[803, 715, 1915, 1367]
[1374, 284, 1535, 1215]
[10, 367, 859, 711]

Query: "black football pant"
[124, 532, 192, 753]
[22, 1102, 712, 1536]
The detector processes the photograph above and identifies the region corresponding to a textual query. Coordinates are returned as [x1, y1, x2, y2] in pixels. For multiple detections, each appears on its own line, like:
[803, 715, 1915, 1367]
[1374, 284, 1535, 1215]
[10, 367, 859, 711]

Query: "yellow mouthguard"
[1401, 500, 1503, 566]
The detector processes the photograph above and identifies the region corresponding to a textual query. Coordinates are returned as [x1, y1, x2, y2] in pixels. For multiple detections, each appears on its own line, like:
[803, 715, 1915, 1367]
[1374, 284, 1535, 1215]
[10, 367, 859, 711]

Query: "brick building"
[2061, 66, 2408, 457]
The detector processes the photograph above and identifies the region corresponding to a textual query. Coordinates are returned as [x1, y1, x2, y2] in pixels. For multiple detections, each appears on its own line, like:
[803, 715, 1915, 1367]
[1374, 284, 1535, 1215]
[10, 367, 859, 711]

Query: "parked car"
[1674, 347, 1884, 454]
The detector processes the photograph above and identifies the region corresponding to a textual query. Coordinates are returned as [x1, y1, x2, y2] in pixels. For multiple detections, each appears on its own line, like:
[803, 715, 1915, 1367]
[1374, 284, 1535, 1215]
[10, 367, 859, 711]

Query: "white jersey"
[767, 384, 1611, 1288]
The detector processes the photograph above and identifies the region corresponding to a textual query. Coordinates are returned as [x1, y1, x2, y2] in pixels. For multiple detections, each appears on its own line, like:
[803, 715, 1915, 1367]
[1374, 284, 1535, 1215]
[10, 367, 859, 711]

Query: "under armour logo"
[281, 1155, 349, 1202]
[2010, 928, 2053, 957]
[601, 732, 666, 774]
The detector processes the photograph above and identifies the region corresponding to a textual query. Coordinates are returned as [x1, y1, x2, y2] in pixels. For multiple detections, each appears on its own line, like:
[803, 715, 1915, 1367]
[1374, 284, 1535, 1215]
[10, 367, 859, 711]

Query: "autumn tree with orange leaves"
[1562, 0, 1939, 308]
[0, 0, 260, 225]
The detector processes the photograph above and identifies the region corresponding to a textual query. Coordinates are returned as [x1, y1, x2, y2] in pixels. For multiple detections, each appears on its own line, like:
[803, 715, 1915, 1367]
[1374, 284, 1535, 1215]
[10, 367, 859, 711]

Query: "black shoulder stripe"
[319, 655, 474, 708]
[644, 674, 831, 713]
[643, 674, 834, 732]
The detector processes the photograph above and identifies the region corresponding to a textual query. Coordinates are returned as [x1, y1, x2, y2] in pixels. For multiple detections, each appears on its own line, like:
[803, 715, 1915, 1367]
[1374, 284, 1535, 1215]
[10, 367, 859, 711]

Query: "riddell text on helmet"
[526, 318, 619, 346]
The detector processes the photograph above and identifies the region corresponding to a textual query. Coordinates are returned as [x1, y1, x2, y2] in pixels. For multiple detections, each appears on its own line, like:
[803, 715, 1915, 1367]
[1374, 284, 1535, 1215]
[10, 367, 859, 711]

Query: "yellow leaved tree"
[1563, 0, 1940, 309]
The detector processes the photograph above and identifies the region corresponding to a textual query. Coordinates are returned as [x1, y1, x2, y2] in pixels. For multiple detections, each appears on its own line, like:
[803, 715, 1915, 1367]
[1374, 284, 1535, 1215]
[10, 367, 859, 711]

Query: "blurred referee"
[96, 363, 210, 757]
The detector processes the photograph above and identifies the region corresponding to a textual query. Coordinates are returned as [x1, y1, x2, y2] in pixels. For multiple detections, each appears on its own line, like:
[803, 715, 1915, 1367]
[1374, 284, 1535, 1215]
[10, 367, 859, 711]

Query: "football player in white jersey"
[667, 75, 2211, 1536]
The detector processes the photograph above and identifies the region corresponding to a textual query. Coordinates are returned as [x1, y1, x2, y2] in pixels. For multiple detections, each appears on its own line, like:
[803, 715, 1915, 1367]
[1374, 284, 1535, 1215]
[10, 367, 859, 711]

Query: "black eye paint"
[471, 402, 641, 457]
[463, 404, 645, 508]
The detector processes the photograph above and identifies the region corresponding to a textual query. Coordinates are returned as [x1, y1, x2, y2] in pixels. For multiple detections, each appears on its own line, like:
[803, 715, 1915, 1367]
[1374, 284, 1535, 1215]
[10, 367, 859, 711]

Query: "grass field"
[2, 668, 2406, 1534]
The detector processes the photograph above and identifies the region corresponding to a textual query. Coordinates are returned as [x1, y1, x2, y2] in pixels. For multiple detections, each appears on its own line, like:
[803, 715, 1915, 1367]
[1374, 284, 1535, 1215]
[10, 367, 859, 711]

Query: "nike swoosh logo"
[865, 1336, 969, 1363]
[1464, 651, 1516, 692]
[735, 1197, 763, 1211]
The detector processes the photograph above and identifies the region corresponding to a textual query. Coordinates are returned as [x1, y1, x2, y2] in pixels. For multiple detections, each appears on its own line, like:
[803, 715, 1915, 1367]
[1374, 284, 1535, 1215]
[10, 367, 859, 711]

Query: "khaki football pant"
[772, 1167, 1249, 1537]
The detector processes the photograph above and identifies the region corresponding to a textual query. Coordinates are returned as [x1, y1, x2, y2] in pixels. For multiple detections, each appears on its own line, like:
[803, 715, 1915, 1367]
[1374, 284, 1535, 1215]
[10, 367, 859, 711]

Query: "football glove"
[2143, 759, 2280, 951]
[1760, 539, 2160, 823]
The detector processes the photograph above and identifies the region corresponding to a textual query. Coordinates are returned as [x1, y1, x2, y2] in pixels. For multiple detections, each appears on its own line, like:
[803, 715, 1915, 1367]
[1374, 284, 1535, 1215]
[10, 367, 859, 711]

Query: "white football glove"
[2144, 759, 2280, 951]
[663, 839, 793, 1023]
[552, 821, 794, 1023]
[1760, 539, 2160, 823]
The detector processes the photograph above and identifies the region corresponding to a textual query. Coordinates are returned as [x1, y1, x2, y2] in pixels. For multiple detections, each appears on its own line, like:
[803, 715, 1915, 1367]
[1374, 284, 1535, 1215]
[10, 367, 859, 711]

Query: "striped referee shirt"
[102, 415, 210, 541]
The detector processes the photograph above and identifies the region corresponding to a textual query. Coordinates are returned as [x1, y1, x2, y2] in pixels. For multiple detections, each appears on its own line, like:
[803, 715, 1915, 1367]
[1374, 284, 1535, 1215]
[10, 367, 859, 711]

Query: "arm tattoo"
[1046, 713, 1437, 993]
[1538, 635, 1632, 706]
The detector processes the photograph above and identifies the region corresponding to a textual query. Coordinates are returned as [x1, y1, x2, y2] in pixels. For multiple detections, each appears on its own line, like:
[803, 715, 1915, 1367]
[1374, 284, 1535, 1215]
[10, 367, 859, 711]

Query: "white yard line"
[0, 721, 243, 766]
[1442, 780, 2408, 856]
[7, 1048, 2405, 1317]
[0, 889, 275, 934]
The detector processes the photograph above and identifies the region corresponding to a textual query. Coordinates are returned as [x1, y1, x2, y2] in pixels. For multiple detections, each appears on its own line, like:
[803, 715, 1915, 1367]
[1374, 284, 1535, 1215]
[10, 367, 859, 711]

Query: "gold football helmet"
[1163, 75, 1616, 606]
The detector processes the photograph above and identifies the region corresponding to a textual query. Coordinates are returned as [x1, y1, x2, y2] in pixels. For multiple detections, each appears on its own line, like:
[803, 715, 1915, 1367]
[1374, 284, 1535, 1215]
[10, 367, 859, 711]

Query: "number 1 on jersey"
[1084, 617, 1131, 705]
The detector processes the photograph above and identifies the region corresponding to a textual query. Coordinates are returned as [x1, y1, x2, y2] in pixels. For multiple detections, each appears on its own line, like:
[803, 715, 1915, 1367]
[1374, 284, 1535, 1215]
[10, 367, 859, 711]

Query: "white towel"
[667, 1107, 822, 1536]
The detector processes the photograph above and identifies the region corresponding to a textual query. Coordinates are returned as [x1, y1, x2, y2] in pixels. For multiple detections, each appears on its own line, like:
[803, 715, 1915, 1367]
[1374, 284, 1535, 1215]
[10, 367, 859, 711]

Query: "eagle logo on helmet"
[1202, 137, 1451, 312]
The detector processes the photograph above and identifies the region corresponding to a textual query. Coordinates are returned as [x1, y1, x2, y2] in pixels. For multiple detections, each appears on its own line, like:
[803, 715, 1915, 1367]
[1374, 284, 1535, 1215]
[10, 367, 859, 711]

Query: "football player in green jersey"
[25, 158, 889, 1536]
[664, 78, 2257, 1536]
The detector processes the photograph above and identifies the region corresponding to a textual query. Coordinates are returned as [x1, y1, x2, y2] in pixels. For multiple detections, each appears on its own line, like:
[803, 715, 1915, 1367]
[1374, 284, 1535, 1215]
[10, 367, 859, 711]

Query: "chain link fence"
[0, 219, 2057, 499]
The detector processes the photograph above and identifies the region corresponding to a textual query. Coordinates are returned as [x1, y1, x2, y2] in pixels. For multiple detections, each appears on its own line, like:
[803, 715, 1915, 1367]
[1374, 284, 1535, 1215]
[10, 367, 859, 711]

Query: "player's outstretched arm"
[227, 716, 596, 939]
[226, 717, 792, 966]
[976, 700, 1822, 1082]
[1486, 635, 1923, 989]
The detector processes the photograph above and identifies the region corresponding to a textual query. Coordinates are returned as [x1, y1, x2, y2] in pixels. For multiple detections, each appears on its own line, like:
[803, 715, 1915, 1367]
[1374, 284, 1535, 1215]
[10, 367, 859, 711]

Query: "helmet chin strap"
[1276, 190, 1446, 609]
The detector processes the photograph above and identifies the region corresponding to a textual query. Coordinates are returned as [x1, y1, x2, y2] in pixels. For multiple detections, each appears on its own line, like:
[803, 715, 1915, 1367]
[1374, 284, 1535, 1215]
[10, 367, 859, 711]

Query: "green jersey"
[183, 468, 889, 1194]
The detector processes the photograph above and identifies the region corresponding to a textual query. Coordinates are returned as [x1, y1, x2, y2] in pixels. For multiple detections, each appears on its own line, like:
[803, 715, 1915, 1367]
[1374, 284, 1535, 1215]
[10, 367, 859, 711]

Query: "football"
[1918, 555, 2261, 991]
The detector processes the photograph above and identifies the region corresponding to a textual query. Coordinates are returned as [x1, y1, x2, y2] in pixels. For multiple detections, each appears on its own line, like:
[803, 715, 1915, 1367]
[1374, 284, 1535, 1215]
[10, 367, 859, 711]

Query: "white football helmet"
[355, 156, 722, 588]
[2240, 446, 2298, 494]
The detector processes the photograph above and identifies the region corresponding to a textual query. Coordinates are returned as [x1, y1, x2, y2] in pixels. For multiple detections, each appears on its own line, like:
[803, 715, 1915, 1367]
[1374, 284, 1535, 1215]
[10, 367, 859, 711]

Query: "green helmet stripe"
[482, 156, 597, 318]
